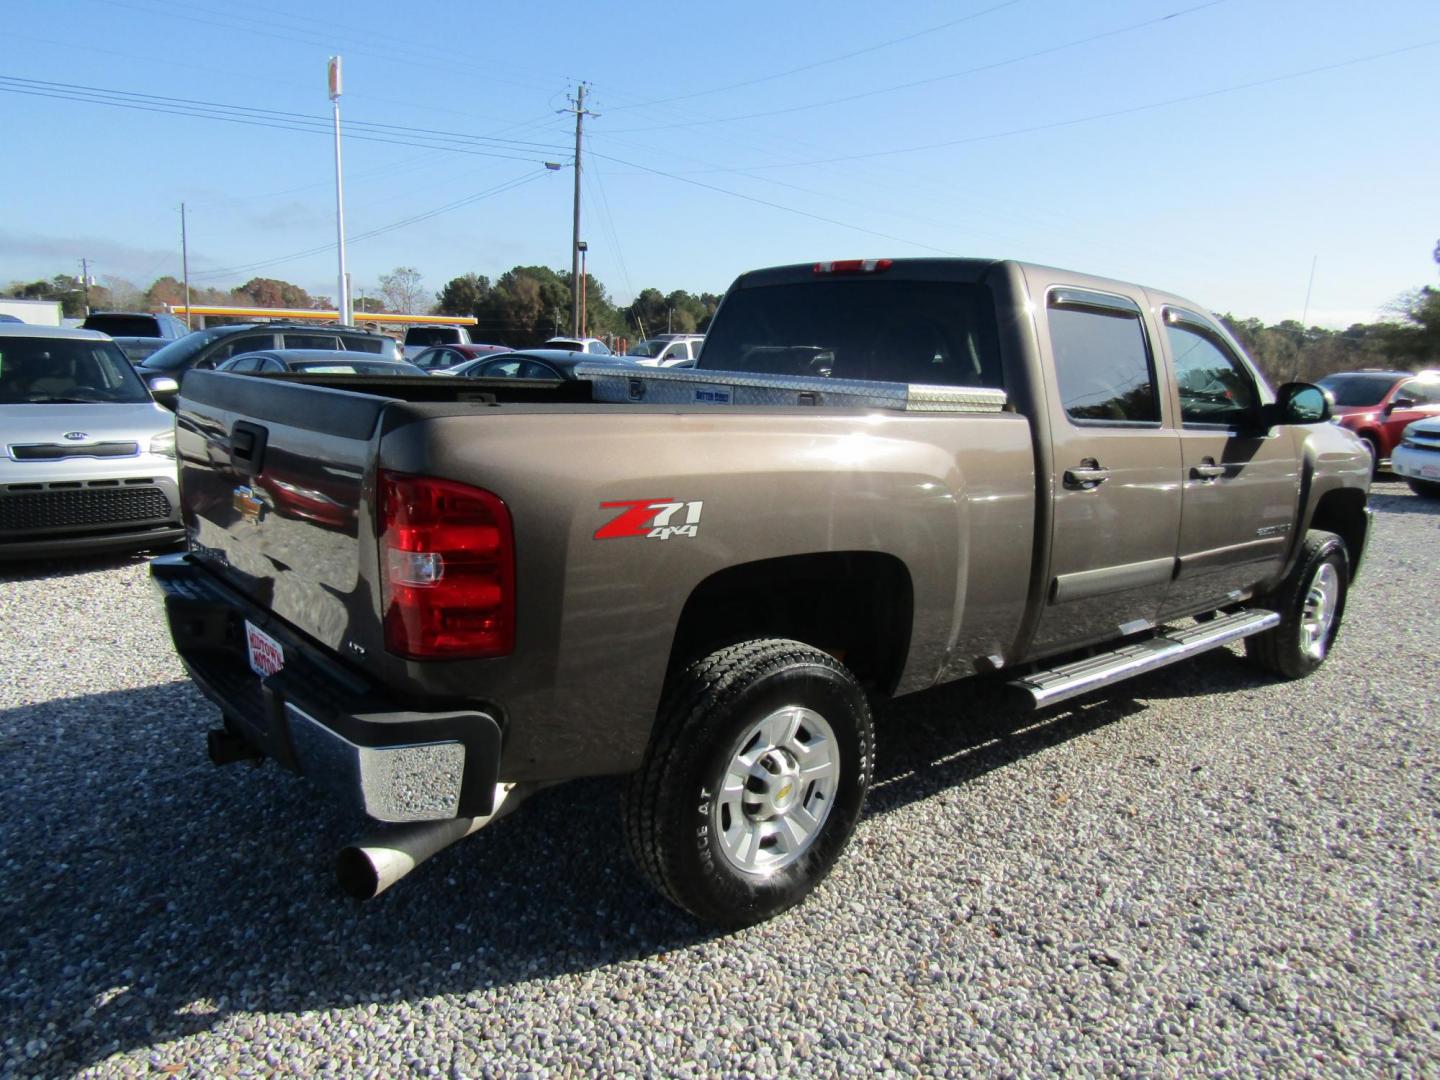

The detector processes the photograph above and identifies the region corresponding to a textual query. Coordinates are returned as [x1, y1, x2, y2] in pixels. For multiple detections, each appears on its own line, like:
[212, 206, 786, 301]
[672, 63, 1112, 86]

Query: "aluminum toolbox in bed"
[575, 364, 1008, 414]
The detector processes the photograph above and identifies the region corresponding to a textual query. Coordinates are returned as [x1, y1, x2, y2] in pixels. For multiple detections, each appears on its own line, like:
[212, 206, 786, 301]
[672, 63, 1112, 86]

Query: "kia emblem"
[63, 432, 89, 441]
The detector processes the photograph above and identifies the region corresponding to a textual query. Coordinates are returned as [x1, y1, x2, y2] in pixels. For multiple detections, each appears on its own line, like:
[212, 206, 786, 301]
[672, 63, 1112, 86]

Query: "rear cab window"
[698, 278, 1004, 389]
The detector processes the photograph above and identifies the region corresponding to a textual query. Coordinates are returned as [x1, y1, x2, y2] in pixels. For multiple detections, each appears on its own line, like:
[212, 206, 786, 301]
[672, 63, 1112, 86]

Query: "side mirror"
[1385, 396, 1415, 414]
[1270, 381, 1330, 426]
[147, 375, 180, 398]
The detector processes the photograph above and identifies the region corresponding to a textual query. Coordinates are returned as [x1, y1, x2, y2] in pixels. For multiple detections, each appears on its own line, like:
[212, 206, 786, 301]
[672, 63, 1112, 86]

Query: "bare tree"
[378, 266, 427, 314]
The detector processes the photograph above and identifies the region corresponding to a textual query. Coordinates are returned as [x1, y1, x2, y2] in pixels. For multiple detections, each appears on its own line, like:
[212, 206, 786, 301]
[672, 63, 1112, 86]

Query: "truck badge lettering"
[595, 498, 704, 541]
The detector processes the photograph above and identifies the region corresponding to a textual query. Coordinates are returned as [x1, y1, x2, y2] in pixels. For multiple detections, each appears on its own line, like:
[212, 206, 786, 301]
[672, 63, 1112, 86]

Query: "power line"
[105, 0, 556, 94]
[586, 151, 958, 256]
[191, 171, 550, 281]
[693, 36, 1440, 170]
[0, 76, 570, 154]
[0, 79, 568, 165]
[606, 0, 1027, 112]
[605, 0, 1230, 132]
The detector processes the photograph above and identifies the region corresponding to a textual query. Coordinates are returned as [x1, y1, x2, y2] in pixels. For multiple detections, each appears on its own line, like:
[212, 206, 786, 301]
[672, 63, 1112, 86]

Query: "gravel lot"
[2, 478, 1437, 1077]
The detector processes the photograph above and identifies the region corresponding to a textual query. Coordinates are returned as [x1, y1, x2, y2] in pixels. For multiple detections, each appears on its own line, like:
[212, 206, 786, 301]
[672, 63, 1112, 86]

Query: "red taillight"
[378, 471, 515, 659]
[813, 258, 893, 274]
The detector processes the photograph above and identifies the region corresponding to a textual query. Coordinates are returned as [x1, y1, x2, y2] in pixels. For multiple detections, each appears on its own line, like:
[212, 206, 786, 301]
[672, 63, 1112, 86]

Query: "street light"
[577, 240, 588, 337]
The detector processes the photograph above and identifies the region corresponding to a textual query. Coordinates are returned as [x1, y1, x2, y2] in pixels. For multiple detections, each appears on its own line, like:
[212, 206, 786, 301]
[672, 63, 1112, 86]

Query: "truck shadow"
[0, 546, 177, 583]
[1, 654, 1270, 1073]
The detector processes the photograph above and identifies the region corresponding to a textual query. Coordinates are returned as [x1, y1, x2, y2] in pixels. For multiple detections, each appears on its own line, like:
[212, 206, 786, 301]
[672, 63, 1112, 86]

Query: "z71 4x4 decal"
[595, 498, 704, 541]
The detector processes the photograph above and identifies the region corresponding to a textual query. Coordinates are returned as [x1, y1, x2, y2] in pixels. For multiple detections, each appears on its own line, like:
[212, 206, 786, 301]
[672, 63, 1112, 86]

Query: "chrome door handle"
[1064, 464, 1112, 489]
[1191, 460, 1226, 481]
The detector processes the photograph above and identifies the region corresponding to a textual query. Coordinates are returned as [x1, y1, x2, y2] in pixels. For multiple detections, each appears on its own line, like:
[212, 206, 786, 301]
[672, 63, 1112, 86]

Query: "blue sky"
[3, 0, 1437, 326]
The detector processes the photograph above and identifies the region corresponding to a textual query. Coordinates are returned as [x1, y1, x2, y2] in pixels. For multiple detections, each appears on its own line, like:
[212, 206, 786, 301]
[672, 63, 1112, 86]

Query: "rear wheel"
[622, 639, 874, 927]
[1407, 478, 1440, 499]
[1245, 530, 1348, 679]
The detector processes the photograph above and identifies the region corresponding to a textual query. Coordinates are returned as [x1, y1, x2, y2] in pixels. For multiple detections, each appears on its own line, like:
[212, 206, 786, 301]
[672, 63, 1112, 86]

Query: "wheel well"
[667, 552, 913, 695]
[1310, 488, 1369, 578]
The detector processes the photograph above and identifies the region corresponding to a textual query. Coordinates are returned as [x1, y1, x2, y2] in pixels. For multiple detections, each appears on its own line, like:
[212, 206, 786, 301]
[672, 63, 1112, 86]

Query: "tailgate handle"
[231, 421, 269, 475]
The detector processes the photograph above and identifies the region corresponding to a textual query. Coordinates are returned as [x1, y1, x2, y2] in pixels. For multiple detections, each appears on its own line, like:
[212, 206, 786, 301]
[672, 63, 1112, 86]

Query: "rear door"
[1026, 279, 1182, 656]
[1155, 306, 1299, 616]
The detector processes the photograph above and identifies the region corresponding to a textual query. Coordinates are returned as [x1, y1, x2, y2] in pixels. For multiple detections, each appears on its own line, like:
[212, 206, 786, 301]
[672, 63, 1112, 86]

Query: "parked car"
[410, 343, 513, 372]
[1318, 370, 1440, 469]
[153, 255, 1371, 927]
[1, 324, 182, 557]
[627, 334, 704, 367]
[81, 311, 190, 341]
[543, 336, 613, 355]
[445, 349, 637, 380]
[138, 323, 403, 404]
[403, 324, 472, 350]
[215, 350, 427, 377]
[1389, 415, 1440, 496]
[110, 337, 175, 366]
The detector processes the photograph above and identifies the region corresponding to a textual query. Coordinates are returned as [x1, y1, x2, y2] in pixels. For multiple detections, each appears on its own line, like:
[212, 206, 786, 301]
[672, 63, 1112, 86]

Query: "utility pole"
[562, 83, 597, 336]
[329, 56, 352, 325]
[578, 240, 588, 337]
[180, 202, 192, 329]
[80, 257, 91, 315]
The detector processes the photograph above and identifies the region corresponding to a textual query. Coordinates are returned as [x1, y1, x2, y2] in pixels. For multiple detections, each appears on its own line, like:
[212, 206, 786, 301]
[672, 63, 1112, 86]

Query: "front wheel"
[622, 639, 874, 927]
[1407, 477, 1440, 499]
[1245, 530, 1349, 679]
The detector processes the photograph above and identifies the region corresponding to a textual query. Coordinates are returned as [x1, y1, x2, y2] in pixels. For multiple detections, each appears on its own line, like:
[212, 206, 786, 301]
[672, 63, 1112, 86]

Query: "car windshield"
[405, 328, 453, 347]
[0, 337, 153, 404]
[699, 279, 1004, 388]
[81, 313, 160, 337]
[139, 328, 227, 371]
[1317, 374, 1403, 407]
[292, 360, 419, 375]
[626, 339, 667, 358]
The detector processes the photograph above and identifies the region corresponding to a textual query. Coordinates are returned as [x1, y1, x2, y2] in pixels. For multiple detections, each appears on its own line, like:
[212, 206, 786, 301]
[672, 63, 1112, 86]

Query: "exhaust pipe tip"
[336, 783, 536, 900]
[335, 845, 385, 901]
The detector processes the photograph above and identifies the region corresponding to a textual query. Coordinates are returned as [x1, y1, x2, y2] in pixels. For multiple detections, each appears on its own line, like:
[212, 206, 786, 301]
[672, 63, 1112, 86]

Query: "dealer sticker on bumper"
[245, 620, 285, 677]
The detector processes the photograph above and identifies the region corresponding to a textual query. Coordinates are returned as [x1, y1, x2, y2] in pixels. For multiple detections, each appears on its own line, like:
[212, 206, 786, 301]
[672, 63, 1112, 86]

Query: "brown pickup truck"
[153, 258, 1372, 927]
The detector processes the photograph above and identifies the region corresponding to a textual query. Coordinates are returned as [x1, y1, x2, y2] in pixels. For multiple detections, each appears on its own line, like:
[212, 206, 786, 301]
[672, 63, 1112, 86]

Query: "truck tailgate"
[176, 371, 387, 653]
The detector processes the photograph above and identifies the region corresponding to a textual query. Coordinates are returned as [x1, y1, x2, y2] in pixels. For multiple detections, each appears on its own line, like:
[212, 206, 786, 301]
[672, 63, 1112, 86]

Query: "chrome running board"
[1008, 609, 1281, 710]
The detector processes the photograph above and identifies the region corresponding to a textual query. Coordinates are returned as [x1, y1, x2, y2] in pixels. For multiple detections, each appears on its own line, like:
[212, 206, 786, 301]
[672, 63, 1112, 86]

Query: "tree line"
[8, 240, 1436, 371]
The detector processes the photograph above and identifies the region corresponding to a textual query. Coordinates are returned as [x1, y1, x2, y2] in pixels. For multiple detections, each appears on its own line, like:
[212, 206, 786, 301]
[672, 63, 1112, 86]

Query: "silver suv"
[1, 325, 182, 558]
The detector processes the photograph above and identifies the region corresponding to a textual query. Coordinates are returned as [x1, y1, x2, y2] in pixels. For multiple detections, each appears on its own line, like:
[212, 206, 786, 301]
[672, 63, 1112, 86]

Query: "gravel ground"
[2, 478, 1437, 1077]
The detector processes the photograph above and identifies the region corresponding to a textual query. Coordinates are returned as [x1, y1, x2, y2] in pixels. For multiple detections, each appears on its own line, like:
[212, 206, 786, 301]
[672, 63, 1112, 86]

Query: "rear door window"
[1047, 291, 1159, 424]
[343, 335, 385, 354]
[283, 333, 341, 350]
[207, 333, 276, 367]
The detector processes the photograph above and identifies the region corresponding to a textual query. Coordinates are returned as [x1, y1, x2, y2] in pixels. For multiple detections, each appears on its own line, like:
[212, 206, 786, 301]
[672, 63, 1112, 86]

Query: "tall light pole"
[329, 56, 352, 325]
[180, 202, 192, 329]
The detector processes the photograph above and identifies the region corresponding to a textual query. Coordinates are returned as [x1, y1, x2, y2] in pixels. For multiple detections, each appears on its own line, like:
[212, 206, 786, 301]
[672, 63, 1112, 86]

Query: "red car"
[1318, 370, 1440, 467]
[409, 343, 512, 372]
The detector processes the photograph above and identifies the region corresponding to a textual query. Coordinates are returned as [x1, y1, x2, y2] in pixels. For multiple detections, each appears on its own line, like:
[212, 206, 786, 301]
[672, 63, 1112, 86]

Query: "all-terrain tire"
[1244, 529, 1349, 679]
[622, 639, 874, 928]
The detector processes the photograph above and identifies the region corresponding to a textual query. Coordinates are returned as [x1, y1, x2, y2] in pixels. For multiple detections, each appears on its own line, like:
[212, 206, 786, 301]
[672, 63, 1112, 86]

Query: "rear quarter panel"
[375, 405, 1036, 781]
